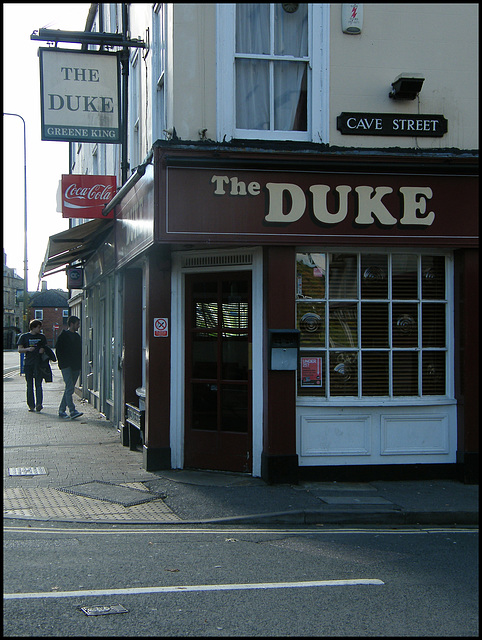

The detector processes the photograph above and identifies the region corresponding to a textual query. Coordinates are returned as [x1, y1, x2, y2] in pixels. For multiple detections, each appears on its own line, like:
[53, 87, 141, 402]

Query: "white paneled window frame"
[129, 48, 141, 171]
[152, 3, 167, 143]
[217, 3, 329, 143]
[295, 248, 455, 408]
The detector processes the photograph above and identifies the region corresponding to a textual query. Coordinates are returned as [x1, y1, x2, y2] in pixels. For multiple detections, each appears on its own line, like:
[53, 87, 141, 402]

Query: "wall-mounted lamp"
[389, 73, 425, 100]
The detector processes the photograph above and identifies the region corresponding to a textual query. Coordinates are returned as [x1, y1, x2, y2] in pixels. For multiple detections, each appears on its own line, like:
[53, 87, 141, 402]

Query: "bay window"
[296, 252, 451, 400]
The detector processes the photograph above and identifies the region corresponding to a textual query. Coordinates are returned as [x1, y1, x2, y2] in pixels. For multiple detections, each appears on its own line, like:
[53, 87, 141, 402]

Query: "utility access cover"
[8, 467, 47, 476]
[79, 604, 128, 616]
[58, 481, 166, 507]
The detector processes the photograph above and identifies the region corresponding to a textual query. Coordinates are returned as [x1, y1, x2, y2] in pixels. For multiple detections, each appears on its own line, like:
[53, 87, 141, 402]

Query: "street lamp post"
[3, 112, 28, 332]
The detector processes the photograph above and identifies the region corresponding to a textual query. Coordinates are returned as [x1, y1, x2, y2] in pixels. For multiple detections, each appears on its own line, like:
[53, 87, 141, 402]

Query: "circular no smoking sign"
[154, 317, 168, 337]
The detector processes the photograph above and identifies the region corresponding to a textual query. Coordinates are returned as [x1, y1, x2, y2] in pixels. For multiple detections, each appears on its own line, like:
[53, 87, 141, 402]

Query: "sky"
[3, 3, 92, 292]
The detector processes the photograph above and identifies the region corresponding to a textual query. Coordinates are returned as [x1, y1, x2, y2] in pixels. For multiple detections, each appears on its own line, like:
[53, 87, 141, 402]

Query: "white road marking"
[3, 525, 477, 536]
[4, 578, 385, 600]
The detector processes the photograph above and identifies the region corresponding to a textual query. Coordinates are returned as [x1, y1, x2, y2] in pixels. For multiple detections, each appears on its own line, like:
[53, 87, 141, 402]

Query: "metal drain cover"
[8, 467, 47, 476]
[79, 604, 128, 616]
[58, 481, 166, 506]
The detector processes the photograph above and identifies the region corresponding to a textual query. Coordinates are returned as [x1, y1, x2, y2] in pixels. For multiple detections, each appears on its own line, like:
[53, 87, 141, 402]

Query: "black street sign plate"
[337, 112, 448, 137]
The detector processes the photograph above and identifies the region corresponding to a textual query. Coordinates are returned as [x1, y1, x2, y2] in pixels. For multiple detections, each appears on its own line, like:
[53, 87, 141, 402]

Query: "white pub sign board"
[39, 48, 120, 143]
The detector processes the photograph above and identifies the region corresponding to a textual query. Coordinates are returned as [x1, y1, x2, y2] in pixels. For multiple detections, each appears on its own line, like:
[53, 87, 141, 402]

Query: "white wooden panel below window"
[380, 414, 449, 455]
[300, 415, 371, 456]
[297, 404, 456, 466]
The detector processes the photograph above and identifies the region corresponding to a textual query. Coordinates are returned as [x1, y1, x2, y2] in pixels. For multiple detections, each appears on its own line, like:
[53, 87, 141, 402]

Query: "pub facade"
[110, 143, 478, 483]
[41, 3, 478, 482]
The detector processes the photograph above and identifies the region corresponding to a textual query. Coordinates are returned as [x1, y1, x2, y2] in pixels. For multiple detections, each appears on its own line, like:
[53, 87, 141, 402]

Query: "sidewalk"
[3, 362, 478, 526]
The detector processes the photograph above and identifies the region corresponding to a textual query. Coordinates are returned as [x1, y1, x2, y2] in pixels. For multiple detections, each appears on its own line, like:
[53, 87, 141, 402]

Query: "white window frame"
[152, 3, 167, 143]
[129, 49, 141, 171]
[34, 309, 43, 321]
[217, 3, 329, 143]
[295, 248, 455, 408]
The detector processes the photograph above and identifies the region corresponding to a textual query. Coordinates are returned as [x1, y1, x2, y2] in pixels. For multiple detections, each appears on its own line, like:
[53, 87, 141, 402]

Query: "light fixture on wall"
[282, 3, 299, 13]
[389, 73, 425, 100]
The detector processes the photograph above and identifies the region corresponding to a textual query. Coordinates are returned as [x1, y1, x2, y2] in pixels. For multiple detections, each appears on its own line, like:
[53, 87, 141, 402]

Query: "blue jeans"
[59, 367, 80, 414]
[24, 364, 43, 409]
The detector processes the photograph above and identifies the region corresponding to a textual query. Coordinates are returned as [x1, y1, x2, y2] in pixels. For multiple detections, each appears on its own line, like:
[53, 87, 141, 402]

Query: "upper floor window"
[129, 49, 141, 171]
[218, 3, 328, 142]
[34, 309, 43, 321]
[152, 3, 167, 142]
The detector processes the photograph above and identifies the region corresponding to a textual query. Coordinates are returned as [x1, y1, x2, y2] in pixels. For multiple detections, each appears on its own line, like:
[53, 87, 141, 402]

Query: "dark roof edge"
[152, 138, 478, 161]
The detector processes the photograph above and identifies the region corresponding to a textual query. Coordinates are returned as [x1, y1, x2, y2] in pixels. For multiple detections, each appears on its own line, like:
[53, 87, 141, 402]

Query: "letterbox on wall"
[268, 329, 300, 370]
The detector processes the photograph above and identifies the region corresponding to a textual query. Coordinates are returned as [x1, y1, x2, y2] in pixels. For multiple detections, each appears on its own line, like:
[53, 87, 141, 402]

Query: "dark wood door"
[184, 272, 252, 472]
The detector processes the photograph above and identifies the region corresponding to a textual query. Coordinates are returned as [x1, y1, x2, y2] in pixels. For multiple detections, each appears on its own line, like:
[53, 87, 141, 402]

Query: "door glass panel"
[221, 384, 248, 432]
[192, 334, 218, 379]
[222, 280, 249, 326]
[191, 383, 217, 430]
[193, 282, 218, 328]
[222, 334, 248, 380]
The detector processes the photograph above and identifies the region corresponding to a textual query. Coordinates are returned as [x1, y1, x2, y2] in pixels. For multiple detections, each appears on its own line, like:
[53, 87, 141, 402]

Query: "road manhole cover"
[79, 604, 128, 616]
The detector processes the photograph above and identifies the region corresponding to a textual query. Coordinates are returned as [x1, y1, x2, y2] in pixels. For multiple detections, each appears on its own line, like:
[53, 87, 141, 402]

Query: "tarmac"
[3, 355, 479, 527]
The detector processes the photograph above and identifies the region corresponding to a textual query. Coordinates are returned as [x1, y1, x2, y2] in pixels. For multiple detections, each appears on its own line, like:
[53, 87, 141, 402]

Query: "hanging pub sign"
[337, 112, 448, 137]
[60, 174, 117, 219]
[39, 48, 120, 143]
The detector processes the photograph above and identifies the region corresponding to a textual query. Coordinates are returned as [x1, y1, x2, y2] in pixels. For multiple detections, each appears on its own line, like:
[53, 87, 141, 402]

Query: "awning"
[40, 218, 113, 277]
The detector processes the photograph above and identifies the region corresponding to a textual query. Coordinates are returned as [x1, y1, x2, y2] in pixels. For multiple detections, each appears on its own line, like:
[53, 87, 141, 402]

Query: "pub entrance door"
[184, 272, 252, 472]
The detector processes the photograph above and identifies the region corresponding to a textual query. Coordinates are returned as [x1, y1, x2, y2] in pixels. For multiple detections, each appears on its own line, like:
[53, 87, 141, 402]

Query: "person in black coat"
[17, 319, 47, 412]
[55, 315, 83, 420]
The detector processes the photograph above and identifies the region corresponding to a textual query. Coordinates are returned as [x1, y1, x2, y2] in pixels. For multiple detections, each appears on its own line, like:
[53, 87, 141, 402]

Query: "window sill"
[296, 396, 456, 408]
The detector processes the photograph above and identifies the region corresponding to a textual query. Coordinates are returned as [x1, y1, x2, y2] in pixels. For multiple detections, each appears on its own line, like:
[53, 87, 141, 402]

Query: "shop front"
[115, 143, 477, 483]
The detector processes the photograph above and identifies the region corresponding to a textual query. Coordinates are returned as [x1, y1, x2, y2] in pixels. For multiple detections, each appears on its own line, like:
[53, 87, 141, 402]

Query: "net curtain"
[235, 3, 308, 131]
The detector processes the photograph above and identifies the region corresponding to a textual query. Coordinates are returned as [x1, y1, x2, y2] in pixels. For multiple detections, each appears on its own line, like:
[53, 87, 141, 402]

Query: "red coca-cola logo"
[61, 174, 116, 219]
[64, 183, 115, 208]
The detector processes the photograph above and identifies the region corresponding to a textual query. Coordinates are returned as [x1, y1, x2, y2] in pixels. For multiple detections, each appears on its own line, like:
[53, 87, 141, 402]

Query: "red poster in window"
[301, 356, 322, 387]
[61, 174, 116, 219]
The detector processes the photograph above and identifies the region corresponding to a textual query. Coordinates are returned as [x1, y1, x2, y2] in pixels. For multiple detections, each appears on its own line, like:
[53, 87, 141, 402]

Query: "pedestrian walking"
[55, 315, 83, 420]
[17, 319, 48, 412]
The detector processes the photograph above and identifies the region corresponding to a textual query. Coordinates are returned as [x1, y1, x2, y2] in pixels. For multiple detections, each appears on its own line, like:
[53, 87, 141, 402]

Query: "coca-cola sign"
[61, 174, 117, 219]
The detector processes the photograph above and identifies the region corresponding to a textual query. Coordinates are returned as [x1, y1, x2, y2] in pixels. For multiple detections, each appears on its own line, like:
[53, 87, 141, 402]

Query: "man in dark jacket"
[17, 319, 47, 412]
[55, 315, 83, 420]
